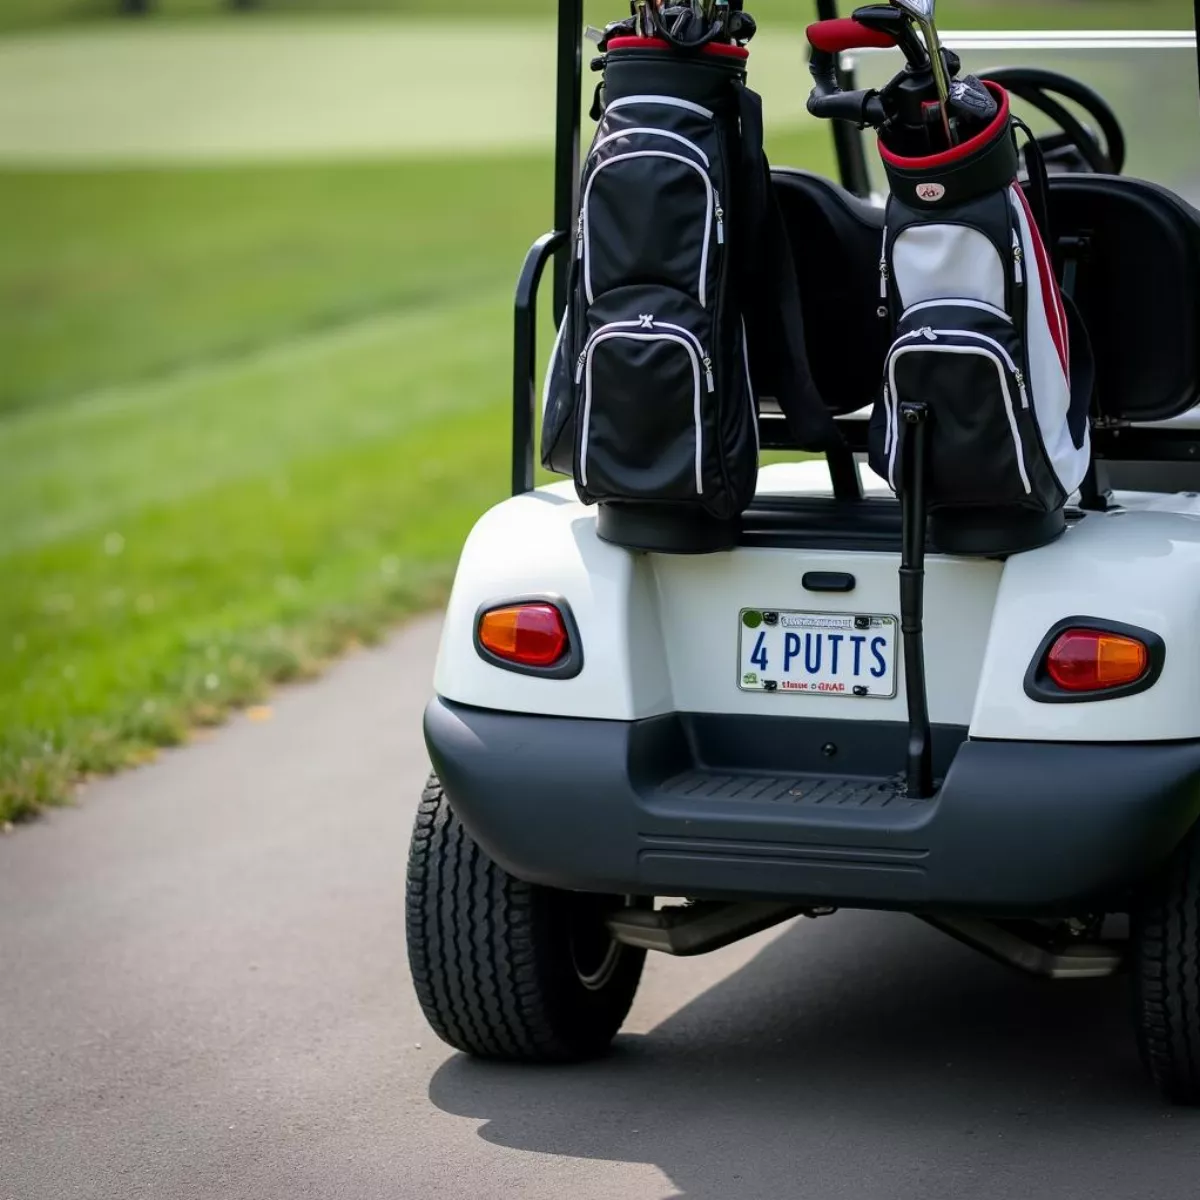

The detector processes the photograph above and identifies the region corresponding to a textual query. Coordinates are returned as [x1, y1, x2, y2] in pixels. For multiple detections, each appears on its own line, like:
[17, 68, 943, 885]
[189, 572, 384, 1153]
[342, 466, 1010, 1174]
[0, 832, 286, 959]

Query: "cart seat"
[773, 168, 1200, 429]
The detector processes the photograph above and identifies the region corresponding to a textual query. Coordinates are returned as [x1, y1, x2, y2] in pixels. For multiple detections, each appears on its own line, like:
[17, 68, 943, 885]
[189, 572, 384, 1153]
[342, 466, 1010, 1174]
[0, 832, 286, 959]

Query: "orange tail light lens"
[477, 603, 569, 669]
[1046, 629, 1150, 693]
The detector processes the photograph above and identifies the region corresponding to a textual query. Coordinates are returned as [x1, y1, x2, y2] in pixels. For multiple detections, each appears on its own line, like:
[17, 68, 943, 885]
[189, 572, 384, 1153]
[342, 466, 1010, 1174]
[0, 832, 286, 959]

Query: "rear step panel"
[425, 697, 1200, 913]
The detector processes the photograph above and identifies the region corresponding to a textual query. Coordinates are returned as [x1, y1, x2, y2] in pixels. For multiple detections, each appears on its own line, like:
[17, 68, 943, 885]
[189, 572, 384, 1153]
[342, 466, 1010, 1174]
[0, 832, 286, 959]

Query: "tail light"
[475, 599, 581, 677]
[1047, 630, 1148, 692]
[1025, 619, 1164, 702]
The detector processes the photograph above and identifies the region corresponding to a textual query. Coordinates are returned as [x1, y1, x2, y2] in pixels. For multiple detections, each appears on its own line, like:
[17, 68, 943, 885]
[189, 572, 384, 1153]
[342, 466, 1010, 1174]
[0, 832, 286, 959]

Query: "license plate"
[738, 609, 899, 698]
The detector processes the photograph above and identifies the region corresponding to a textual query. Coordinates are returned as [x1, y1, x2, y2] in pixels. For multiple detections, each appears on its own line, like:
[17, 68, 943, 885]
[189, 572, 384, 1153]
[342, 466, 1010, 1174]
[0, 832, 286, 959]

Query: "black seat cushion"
[772, 169, 1200, 426]
[1048, 177, 1200, 423]
[772, 169, 889, 418]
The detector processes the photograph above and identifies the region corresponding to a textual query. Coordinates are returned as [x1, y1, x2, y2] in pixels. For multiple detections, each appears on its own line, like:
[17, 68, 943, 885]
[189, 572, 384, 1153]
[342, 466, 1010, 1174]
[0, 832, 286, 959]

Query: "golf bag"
[869, 83, 1093, 555]
[541, 31, 839, 553]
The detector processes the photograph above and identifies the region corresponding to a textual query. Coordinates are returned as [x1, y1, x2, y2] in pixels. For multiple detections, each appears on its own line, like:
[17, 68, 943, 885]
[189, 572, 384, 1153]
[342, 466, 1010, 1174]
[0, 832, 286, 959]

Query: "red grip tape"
[806, 19, 897, 53]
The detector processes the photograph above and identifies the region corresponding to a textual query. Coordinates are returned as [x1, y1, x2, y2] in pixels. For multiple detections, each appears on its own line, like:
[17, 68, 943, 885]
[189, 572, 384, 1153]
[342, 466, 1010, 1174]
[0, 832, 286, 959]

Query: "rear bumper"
[424, 698, 1200, 915]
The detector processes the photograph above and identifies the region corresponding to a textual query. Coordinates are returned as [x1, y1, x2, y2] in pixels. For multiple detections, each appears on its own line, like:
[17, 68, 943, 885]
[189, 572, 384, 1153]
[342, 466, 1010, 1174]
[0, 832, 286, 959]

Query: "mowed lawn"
[1, 0, 1193, 821]
[0, 106, 833, 820]
[0, 0, 1193, 33]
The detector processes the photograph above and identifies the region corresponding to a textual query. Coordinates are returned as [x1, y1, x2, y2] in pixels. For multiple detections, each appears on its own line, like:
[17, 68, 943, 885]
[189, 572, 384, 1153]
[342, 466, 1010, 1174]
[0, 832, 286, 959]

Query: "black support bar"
[898, 401, 933, 800]
[553, 0, 584, 323]
[512, 231, 568, 497]
[815, 0, 874, 197]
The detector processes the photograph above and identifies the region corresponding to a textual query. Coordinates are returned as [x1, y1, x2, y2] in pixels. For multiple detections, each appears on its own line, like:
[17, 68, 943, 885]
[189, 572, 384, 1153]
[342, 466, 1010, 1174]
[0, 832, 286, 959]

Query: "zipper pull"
[575, 350, 586, 384]
[702, 356, 715, 393]
[879, 256, 889, 300]
[1013, 232, 1025, 285]
[1015, 368, 1029, 408]
[714, 192, 725, 246]
[576, 212, 584, 260]
[919, 327, 937, 341]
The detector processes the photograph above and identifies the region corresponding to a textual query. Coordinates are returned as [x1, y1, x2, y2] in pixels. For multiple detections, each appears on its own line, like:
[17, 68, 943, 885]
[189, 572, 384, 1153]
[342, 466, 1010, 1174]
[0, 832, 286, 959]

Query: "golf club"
[889, 0, 956, 146]
[850, 4, 928, 71]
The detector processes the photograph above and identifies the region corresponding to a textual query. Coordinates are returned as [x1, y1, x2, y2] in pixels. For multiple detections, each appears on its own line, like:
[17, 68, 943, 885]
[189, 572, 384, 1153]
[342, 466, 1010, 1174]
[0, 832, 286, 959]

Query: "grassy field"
[0, 119, 832, 822]
[0, 0, 1193, 32]
[1, 1, 1194, 821]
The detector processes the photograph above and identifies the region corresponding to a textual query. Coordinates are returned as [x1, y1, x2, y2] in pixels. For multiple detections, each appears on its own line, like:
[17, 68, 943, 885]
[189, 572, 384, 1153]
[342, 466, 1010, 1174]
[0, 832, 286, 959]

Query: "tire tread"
[405, 774, 642, 1062]
[1134, 827, 1200, 1103]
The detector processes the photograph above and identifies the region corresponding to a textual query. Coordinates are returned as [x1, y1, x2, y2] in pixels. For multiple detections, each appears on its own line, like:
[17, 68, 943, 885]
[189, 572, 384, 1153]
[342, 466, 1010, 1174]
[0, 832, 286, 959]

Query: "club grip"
[805, 18, 898, 54]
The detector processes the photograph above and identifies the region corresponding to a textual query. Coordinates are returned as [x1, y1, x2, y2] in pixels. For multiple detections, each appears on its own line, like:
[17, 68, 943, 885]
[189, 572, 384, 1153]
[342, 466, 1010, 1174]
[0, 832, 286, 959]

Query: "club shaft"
[921, 18, 957, 146]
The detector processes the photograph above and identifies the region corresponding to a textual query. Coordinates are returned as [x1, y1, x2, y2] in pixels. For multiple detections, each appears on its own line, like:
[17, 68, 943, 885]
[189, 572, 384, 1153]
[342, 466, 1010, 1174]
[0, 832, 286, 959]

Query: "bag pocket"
[581, 130, 723, 308]
[880, 300, 1042, 509]
[575, 286, 718, 505]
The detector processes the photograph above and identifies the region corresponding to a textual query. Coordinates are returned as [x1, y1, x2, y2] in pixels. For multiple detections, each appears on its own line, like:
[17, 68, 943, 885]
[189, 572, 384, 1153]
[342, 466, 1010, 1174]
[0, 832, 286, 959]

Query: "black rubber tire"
[405, 774, 646, 1063]
[1133, 826, 1200, 1104]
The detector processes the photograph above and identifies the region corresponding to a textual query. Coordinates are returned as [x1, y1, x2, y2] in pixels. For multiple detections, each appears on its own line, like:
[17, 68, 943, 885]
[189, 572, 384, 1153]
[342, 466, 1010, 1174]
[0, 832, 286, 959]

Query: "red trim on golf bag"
[1014, 181, 1070, 377]
[805, 19, 896, 53]
[878, 84, 1010, 170]
[605, 36, 750, 60]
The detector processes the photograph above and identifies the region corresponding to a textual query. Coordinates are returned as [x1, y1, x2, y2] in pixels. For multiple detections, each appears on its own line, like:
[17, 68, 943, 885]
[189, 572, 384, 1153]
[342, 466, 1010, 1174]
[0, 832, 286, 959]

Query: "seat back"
[773, 170, 1200, 427]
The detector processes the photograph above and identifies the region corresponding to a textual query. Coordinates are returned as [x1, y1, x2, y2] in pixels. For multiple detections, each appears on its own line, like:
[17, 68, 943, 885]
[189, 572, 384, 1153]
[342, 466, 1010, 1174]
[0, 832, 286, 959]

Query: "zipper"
[582, 151, 714, 307]
[1012, 227, 1025, 286]
[605, 94, 714, 120]
[888, 341, 1031, 495]
[900, 297, 1012, 323]
[878, 224, 889, 310]
[714, 189, 725, 246]
[900, 326, 1024, 382]
[882, 382, 893, 460]
[577, 321, 707, 494]
[590, 126, 711, 169]
[886, 382, 899, 489]
[576, 211, 584, 260]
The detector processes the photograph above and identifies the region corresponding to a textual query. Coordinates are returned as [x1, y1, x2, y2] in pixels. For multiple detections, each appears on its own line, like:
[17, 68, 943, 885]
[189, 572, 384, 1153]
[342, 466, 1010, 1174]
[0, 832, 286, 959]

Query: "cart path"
[3, 615, 1200, 1200]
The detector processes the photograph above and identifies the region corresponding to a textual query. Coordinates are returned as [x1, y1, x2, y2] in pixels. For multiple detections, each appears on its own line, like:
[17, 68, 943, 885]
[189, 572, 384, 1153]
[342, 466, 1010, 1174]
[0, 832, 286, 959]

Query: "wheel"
[405, 773, 646, 1062]
[1133, 824, 1200, 1104]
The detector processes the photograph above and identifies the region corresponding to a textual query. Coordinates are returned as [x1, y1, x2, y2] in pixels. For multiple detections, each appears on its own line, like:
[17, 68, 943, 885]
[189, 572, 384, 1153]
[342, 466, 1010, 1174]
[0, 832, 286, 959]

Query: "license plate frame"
[737, 608, 899, 699]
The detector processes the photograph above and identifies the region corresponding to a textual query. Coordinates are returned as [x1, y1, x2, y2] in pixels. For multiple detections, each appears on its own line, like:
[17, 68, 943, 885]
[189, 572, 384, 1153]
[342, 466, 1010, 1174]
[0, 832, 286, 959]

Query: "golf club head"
[889, 0, 935, 21]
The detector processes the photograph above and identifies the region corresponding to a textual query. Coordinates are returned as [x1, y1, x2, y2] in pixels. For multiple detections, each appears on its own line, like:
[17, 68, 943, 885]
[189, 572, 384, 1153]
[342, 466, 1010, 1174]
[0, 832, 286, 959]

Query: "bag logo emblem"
[916, 182, 946, 203]
[638, 314, 655, 328]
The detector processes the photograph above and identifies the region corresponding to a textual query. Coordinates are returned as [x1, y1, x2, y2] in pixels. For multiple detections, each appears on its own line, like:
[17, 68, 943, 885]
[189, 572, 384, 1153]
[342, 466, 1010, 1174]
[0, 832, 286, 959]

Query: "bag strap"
[1012, 115, 1053, 247]
[734, 82, 843, 452]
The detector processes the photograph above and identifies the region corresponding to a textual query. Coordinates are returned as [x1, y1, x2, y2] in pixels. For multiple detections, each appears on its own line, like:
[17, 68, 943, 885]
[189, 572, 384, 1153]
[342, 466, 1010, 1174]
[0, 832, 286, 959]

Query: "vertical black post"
[898, 401, 933, 799]
[815, 0, 873, 198]
[827, 441, 864, 501]
[512, 233, 566, 496]
[553, 0, 584, 323]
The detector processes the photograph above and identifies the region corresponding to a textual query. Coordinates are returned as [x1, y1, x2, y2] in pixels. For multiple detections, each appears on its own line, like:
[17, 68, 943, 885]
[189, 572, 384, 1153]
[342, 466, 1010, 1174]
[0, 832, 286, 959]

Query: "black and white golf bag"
[541, 30, 840, 553]
[869, 83, 1093, 555]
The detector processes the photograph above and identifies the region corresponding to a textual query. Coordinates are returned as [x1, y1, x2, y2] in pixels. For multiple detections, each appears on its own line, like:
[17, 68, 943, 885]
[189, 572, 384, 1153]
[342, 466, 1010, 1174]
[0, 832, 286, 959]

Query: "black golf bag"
[869, 82, 1093, 555]
[541, 27, 840, 554]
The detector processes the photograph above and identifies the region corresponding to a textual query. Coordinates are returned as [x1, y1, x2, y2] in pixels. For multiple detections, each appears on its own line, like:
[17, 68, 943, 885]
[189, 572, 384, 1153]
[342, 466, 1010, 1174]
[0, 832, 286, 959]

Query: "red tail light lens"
[477, 604, 569, 668]
[1046, 629, 1150, 693]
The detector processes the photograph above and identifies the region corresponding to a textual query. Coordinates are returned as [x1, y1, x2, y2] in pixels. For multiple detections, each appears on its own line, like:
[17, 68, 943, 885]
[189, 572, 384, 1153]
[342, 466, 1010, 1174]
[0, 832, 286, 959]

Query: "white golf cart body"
[435, 456, 1200, 743]
[407, 9, 1200, 1101]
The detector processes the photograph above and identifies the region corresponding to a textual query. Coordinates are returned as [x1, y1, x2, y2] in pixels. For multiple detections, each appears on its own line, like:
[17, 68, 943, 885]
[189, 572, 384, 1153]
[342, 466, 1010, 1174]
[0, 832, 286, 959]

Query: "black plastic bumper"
[424, 698, 1200, 915]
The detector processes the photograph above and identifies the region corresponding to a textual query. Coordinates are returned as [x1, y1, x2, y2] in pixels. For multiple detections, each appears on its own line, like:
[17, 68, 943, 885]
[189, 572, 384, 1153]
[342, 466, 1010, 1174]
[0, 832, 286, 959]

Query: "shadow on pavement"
[429, 911, 1200, 1200]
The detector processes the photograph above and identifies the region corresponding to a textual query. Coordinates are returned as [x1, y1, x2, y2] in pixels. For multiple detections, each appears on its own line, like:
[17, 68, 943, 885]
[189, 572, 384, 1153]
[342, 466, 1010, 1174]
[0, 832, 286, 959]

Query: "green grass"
[0, 127, 836, 822]
[0, 0, 1193, 32]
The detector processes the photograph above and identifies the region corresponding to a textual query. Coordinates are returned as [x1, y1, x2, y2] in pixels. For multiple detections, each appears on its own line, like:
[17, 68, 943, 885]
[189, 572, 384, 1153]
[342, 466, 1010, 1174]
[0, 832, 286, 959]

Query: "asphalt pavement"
[4, 615, 1200, 1200]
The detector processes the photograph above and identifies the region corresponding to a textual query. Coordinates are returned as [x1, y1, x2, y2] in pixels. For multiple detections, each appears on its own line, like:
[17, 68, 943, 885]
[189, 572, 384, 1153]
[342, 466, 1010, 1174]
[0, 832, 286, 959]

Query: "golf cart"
[406, 0, 1200, 1104]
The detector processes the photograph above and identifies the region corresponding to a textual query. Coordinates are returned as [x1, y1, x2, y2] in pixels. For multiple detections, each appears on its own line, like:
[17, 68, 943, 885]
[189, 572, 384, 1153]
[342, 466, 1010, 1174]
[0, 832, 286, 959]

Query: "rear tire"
[1133, 824, 1200, 1104]
[405, 774, 646, 1062]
